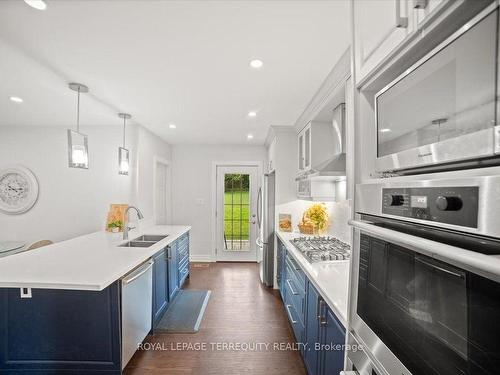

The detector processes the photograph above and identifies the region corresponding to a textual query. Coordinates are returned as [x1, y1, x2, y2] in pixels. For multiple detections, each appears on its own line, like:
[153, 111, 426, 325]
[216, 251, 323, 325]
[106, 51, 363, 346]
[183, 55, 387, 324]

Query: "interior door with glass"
[216, 166, 259, 261]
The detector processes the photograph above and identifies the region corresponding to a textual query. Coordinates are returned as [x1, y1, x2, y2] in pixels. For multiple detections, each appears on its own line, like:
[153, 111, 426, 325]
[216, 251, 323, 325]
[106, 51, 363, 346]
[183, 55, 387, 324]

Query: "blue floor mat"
[156, 290, 211, 333]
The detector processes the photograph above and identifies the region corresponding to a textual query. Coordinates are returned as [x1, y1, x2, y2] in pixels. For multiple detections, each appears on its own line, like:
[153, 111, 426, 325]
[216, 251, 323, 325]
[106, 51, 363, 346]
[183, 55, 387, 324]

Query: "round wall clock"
[0, 166, 39, 215]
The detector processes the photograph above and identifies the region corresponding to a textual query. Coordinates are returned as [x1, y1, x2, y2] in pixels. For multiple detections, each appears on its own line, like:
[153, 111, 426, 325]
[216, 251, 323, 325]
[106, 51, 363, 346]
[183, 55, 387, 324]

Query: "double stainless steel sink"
[119, 235, 168, 248]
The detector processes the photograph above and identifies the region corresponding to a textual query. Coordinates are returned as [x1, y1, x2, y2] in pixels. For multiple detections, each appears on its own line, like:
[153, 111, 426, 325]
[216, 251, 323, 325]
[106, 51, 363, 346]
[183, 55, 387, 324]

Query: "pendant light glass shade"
[67, 83, 89, 169]
[67, 130, 89, 169]
[118, 147, 129, 175]
[118, 113, 131, 175]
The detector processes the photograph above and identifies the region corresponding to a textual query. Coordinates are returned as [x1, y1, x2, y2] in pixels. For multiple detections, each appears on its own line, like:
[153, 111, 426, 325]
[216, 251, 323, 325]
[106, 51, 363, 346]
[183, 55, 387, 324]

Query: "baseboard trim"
[189, 255, 215, 262]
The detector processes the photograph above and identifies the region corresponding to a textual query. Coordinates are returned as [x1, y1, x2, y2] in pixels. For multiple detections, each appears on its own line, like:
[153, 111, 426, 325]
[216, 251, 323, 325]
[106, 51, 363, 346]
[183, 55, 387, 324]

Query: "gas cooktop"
[291, 236, 351, 263]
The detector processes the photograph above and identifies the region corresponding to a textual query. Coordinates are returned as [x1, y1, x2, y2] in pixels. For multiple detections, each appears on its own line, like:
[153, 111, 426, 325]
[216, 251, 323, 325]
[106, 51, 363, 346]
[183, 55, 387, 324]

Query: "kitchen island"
[0, 224, 191, 374]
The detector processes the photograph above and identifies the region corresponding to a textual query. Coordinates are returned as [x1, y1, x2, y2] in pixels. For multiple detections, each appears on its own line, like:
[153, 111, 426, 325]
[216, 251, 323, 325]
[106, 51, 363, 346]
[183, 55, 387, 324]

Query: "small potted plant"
[107, 220, 123, 233]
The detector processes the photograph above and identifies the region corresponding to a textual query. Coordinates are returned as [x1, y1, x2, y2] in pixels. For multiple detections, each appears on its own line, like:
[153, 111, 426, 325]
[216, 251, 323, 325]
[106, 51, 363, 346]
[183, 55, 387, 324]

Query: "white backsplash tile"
[276, 199, 352, 245]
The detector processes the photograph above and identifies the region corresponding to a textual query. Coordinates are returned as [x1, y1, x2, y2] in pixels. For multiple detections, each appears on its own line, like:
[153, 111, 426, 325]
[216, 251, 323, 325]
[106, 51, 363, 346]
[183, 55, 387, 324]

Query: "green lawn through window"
[224, 190, 250, 240]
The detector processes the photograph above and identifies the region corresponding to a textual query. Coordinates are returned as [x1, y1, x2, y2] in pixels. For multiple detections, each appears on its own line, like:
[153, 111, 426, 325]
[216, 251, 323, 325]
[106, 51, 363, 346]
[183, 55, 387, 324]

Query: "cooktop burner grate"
[291, 236, 351, 263]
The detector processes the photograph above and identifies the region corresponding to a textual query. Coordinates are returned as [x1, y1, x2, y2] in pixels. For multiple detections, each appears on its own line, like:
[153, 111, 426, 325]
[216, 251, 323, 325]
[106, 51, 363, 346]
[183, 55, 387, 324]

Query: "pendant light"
[67, 83, 89, 169]
[118, 113, 131, 175]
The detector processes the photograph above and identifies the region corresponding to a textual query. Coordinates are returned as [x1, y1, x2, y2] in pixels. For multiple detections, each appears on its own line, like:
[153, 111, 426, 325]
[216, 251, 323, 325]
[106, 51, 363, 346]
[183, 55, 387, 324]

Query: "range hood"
[307, 102, 346, 180]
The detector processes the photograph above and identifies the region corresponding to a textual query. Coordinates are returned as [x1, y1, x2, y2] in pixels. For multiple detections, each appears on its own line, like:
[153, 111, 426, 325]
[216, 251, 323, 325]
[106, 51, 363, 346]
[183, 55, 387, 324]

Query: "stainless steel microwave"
[375, 4, 500, 173]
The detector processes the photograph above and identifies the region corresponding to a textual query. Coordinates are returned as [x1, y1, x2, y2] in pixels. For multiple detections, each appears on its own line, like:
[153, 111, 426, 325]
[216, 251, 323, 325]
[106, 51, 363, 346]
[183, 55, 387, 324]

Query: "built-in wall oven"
[375, 3, 500, 173]
[349, 175, 500, 375]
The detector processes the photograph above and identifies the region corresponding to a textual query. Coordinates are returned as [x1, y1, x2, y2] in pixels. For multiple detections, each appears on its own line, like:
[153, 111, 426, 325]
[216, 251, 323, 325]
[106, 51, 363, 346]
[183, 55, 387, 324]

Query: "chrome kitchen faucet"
[123, 206, 144, 240]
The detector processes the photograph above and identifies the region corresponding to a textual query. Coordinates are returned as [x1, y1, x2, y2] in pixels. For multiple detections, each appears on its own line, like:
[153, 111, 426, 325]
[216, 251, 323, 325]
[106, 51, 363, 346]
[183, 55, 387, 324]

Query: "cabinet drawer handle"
[285, 304, 298, 324]
[319, 300, 327, 326]
[286, 279, 298, 295]
[395, 0, 408, 28]
[288, 256, 300, 271]
[413, 0, 428, 9]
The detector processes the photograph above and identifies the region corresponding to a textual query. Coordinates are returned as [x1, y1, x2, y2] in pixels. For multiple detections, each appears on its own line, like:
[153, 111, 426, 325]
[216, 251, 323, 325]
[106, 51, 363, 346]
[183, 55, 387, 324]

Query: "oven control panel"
[382, 186, 479, 228]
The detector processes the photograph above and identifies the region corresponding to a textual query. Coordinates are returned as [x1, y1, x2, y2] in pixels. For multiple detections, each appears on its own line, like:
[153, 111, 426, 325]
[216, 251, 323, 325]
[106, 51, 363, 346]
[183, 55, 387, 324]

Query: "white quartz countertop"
[0, 225, 191, 291]
[276, 231, 350, 328]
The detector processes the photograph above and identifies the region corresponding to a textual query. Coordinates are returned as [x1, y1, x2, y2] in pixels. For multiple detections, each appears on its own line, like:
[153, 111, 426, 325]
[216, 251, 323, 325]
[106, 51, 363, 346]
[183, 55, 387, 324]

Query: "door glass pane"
[299, 135, 304, 169]
[305, 128, 311, 167]
[377, 11, 497, 157]
[223, 174, 250, 251]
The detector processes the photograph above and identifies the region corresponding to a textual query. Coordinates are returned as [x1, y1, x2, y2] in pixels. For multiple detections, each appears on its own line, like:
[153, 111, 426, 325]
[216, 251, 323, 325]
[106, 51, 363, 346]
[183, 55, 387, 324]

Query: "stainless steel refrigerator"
[256, 171, 275, 287]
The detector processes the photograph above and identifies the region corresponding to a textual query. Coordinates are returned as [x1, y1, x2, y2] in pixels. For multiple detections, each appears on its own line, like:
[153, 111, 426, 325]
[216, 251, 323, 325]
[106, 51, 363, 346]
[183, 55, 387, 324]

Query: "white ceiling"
[0, 0, 350, 145]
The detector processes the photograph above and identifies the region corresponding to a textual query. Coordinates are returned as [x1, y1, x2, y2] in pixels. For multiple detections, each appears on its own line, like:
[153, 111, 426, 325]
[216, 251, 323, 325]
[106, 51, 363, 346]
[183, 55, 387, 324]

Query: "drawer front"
[285, 252, 306, 292]
[178, 255, 189, 272]
[177, 233, 189, 250]
[285, 265, 305, 325]
[285, 302, 304, 344]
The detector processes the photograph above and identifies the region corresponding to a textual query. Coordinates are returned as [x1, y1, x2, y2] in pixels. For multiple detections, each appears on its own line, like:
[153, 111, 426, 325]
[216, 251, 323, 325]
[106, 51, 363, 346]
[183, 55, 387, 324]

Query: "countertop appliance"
[349, 174, 500, 375]
[257, 171, 275, 286]
[291, 236, 350, 263]
[375, 3, 500, 174]
[121, 260, 153, 369]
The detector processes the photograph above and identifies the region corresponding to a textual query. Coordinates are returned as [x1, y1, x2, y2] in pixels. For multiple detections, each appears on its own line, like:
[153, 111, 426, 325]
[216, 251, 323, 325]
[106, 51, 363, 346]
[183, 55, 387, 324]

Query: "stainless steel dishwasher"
[121, 260, 153, 369]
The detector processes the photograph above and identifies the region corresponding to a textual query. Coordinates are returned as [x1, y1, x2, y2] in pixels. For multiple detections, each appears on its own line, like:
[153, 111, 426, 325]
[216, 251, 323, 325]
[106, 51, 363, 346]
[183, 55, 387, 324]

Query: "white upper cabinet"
[354, 0, 414, 86]
[267, 137, 276, 173]
[353, 0, 450, 86]
[297, 121, 335, 173]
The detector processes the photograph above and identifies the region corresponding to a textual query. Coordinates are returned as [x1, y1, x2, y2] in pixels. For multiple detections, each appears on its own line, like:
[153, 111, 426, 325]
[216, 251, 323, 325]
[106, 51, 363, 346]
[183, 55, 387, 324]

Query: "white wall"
[0, 124, 171, 243]
[171, 144, 267, 262]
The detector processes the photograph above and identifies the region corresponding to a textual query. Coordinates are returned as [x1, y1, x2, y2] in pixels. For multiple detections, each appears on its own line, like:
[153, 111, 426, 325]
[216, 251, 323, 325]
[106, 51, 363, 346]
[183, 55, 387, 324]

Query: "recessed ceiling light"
[24, 0, 47, 10]
[248, 111, 257, 117]
[9, 96, 23, 103]
[169, 124, 177, 129]
[247, 134, 254, 140]
[380, 128, 391, 133]
[249, 59, 263, 69]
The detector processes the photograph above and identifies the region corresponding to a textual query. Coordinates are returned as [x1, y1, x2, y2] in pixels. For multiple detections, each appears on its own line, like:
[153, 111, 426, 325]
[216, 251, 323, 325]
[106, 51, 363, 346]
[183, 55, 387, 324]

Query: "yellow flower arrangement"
[303, 203, 329, 234]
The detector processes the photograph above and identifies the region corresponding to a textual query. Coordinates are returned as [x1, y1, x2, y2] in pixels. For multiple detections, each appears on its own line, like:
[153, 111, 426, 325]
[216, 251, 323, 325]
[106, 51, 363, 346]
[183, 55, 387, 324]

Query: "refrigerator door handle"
[256, 186, 262, 229]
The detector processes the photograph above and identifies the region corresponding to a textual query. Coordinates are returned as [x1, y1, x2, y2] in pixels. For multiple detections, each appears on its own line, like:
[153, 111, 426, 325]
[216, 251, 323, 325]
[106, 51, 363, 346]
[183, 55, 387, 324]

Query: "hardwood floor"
[124, 262, 307, 375]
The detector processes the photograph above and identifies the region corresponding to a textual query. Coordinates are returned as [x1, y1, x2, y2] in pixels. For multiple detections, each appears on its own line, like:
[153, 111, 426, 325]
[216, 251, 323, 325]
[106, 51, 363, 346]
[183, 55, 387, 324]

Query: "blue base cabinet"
[320, 304, 346, 375]
[152, 248, 169, 327]
[304, 281, 346, 375]
[277, 239, 286, 300]
[280, 243, 346, 375]
[153, 231, 190, 329]
[0, 282, 121, 374]
[304, 282, 321, 375]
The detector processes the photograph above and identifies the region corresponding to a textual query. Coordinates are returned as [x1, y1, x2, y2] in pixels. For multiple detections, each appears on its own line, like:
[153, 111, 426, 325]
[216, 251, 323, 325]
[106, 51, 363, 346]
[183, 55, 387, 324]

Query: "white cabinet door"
[354, 0, 413, 85]
[413, 0, 447, 27]
[268, 138, 276, 172]
[297, 124, 311, 172]
[304, 126, 311, 170]
[298, 130, 305, 171]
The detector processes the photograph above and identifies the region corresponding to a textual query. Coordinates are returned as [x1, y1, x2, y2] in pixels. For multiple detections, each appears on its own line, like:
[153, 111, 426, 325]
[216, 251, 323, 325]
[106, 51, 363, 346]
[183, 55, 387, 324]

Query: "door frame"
[153, 156, 172, 225]
[211, 161, 263, 262]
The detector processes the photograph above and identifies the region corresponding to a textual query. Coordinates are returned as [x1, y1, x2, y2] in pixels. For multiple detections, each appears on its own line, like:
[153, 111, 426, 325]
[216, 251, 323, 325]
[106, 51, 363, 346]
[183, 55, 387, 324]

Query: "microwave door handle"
[416, 257, 465, 279]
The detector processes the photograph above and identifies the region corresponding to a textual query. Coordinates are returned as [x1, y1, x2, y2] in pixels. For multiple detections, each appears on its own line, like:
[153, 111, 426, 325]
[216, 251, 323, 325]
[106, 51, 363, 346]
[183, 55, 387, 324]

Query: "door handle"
[122, 261, 153, 285]
[319, 300, 327, 326]
[413, 0, 428, 9]
[395, 0, 408, 28]
[285, 304, 298, 324]
[256, 187, 262, 228]
[286, 279, 298, 295]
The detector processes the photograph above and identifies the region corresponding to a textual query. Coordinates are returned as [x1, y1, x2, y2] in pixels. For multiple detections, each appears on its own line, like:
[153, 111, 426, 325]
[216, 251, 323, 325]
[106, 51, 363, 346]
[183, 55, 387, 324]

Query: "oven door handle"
[349, 219, 500, 283]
